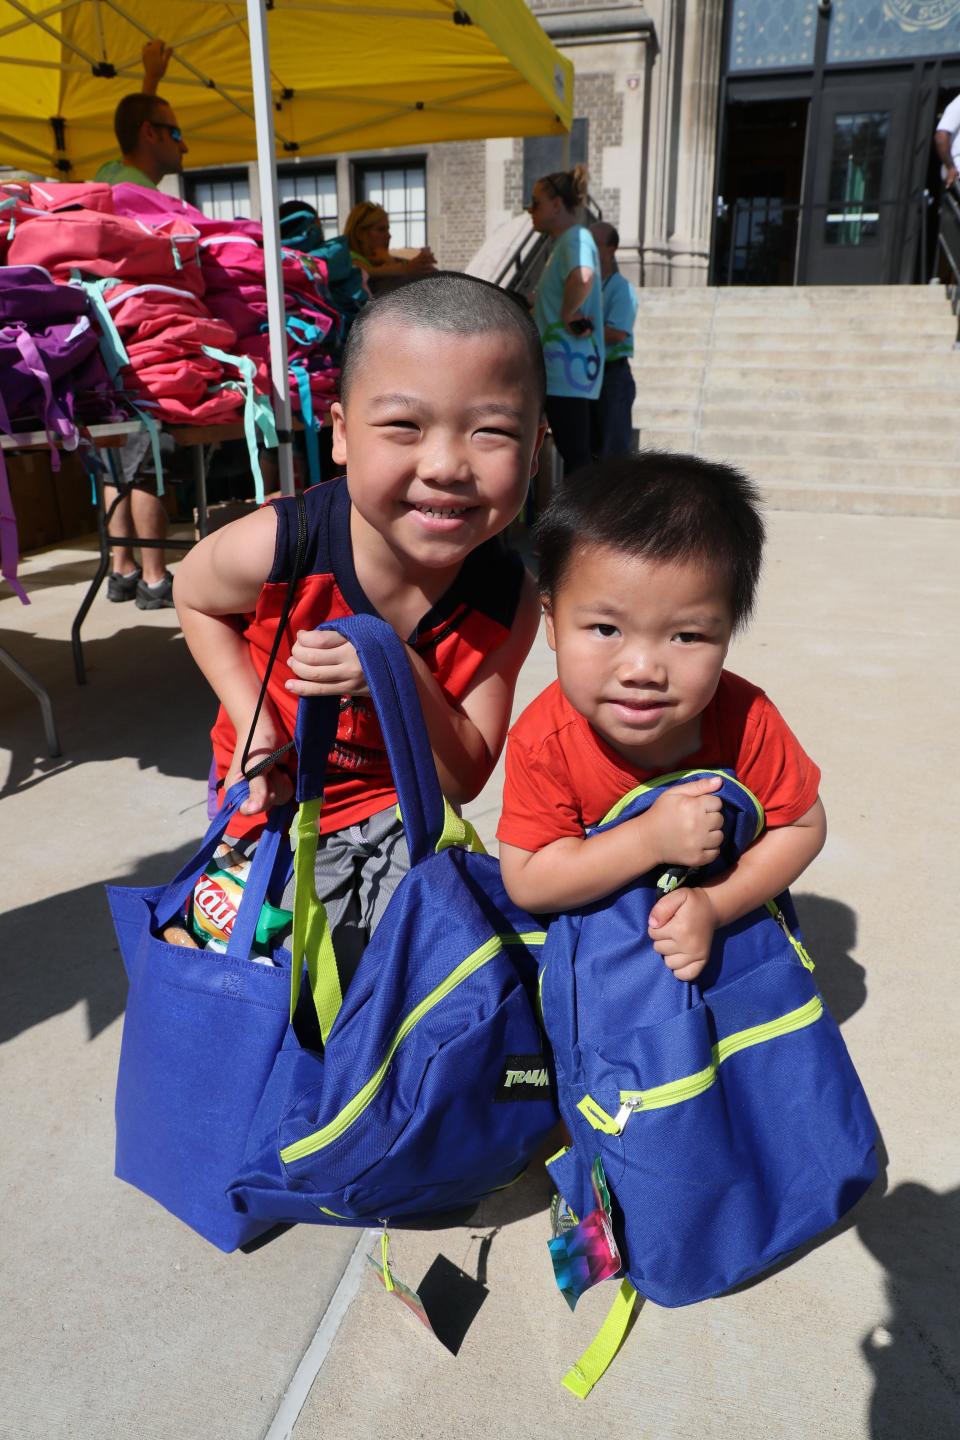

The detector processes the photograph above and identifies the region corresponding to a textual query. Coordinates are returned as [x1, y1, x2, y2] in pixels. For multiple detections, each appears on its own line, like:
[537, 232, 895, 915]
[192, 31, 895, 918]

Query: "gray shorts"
[282, 805, 409, 992]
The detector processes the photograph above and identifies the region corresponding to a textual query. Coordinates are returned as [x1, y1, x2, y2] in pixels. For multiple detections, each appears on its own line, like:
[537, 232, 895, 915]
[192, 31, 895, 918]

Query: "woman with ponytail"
[528, 164, 604, 476]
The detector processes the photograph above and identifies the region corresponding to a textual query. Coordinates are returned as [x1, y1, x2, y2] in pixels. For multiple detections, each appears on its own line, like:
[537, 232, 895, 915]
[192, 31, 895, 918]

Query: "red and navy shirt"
[212, 476, 525, 837]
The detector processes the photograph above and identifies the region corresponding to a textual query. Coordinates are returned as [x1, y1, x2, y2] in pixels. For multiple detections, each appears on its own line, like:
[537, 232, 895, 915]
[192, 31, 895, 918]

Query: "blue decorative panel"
[828, 0, 960, 62]
[729, 0, 818, 71]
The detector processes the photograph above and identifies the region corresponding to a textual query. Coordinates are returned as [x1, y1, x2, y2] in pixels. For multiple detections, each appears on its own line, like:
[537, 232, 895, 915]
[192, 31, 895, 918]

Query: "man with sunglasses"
[92, 40, 187, 607]
[94, 42, 188, 191]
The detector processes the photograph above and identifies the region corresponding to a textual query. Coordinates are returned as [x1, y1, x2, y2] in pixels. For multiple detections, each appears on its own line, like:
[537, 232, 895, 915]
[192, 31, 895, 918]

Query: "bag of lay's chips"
[190, 846, 291, 961]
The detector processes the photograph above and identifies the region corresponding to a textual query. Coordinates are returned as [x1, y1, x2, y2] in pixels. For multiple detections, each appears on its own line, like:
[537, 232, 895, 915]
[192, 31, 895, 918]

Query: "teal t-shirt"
[602, 271, 638, 361]
[534, 225, 604, 400]
[93, 160, 157, 189]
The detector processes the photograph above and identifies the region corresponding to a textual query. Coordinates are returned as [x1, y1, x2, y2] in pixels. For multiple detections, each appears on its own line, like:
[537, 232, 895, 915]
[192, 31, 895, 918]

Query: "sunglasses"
[152, 122, 184, 142]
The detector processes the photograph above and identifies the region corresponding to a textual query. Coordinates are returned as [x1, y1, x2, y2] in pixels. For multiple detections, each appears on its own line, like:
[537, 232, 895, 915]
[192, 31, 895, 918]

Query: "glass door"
[802, 80, 911, 283]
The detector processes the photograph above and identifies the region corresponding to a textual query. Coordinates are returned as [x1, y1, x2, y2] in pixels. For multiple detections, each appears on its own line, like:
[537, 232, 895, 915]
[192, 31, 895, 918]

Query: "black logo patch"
[494, 1054, 552, 1102]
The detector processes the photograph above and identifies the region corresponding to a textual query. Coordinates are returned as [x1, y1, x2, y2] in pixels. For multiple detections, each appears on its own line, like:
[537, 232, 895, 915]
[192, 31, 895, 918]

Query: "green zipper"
[578, 993, 824, 1133]
[765, 900, 815, 971]
[600, 768, 765, 840]
[280, 930, 547, 1166]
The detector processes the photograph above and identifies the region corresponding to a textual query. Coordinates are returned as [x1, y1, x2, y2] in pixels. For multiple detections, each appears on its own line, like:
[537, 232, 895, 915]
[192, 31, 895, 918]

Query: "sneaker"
[106, 566, 141, 603]
[135, 571, 175, 610]
[550, 1191, 578, 1239]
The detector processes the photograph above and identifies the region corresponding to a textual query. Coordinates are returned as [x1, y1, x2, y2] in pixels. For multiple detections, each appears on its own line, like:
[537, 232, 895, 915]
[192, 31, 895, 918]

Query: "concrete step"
[754, 479, 960, 519]
[638, 436, 960, 491]
[698, 382, 960, 412]
[635, 402, 960, 437]
[711, 284, 948, 304]
[702, 403, 960, 435]
[636, 285, 951, 310]
[633, 341, 949, 368]
[630, 361, 960, 391]
[635, 321, 957, 345]
[633, 317, 957, 341]
[692, 427, 960, 462]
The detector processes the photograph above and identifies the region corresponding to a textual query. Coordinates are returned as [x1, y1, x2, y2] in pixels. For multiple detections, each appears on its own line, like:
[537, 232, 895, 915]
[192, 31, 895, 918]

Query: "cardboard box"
[193, 498, 259, 540]
[6, 452, 61, 553]
[52, 453, 97, 540]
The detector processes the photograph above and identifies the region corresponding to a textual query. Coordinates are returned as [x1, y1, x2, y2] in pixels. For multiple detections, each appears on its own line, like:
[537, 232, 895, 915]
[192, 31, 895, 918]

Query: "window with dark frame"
[183, 168, 251, 221]
[355, 159, 427, 249]
[277, 163, 339, 233]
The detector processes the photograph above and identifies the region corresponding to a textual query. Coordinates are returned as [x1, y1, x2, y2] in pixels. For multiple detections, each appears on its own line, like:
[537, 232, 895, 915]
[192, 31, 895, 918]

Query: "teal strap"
[130, 405, 164, 496]
[75, 277, 128, 379]
[1, 196, 17, 242]
[201, 344, 267, 503]
[562, 1278, 638, 1399]
[291, 361, 320, 486]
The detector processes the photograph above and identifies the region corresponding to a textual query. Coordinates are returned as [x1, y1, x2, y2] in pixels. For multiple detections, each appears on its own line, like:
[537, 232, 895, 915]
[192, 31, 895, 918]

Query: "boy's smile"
[331, 321, 545, 593]
[544, 543, 734, 768]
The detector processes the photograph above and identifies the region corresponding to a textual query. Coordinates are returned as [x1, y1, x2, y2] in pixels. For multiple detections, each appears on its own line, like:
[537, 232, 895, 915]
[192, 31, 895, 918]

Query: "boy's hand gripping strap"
[291, 614, 447, 1039]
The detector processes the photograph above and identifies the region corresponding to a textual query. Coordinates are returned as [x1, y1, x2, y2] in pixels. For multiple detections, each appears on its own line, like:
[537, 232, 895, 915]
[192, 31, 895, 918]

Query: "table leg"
[71, 454, 115, 685]
[0, 643, 62, 757]
[194, 444, 208, 538]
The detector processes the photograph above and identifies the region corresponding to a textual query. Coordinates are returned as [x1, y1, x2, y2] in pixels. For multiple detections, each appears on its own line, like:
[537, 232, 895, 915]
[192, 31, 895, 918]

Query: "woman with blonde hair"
[343, 201, 436, 289]
[528, 163, 604, 476]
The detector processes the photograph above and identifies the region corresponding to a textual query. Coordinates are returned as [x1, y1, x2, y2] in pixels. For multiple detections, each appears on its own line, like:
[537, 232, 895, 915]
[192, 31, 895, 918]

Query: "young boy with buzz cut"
[497, 452, 826, 982]
[174, 272, 547, 982]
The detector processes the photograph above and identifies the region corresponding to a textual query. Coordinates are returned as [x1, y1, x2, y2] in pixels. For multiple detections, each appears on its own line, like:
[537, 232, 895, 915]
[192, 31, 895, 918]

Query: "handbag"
[227, 613, 559, 1228]
[540, 770, 877, 1396]
[108, 790, 295, 1252]
[108, 494, 309, 1251]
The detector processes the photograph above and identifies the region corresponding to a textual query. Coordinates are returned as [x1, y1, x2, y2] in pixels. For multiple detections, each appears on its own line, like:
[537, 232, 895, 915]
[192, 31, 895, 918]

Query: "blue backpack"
[227, 614, 559, 1227]
[540, 770, 877, 1396]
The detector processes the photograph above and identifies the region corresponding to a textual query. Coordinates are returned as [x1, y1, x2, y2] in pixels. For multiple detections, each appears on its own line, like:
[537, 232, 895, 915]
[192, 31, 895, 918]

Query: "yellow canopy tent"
[0, 0, 573, 178]
[0, 0, 571, 492]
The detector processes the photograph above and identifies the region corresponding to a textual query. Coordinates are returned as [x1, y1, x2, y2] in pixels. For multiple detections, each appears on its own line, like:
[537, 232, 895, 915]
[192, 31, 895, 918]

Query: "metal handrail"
[936, 184, 960, 347]
[493, 193, 604, 296]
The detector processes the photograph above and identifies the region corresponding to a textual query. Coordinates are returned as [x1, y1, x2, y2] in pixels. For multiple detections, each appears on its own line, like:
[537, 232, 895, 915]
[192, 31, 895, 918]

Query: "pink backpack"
[8, 208, 204, 295]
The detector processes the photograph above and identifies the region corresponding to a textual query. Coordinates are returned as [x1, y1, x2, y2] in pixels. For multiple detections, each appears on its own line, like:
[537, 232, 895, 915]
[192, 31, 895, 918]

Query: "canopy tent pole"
[245, 0, 295, 497]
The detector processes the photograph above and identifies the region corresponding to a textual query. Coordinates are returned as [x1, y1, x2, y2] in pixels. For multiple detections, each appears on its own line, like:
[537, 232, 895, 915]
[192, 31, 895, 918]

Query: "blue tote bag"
[227, 613, 558, 1228]
[541, 771, 877, 1395]
[108, 788, 295, 1252]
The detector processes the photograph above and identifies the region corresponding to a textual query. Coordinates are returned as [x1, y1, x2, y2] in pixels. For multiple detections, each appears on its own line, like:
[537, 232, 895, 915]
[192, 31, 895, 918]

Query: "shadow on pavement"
[1, 622, 214, 796]
[857, 1181, 960, 1439]
[0, 836, 199, 1046]
[793, 890, 867, 1026]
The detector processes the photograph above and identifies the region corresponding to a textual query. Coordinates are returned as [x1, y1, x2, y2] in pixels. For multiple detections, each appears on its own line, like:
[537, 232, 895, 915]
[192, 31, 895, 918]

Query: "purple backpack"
[0, 265, 120, 601]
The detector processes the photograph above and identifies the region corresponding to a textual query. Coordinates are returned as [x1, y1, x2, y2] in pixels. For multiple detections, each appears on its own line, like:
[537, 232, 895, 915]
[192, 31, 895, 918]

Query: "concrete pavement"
[1, 510, 958, 1438]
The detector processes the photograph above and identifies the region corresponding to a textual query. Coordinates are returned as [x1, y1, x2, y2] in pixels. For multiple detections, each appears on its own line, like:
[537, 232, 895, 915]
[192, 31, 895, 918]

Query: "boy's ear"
[541, 595, 557, 652]
[529, 418, 549, 478]
[330, 401, 347, 465]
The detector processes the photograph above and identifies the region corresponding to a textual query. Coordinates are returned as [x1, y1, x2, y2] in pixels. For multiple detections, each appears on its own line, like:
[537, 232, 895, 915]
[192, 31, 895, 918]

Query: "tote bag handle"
[294, 612, 445, 867]
[290, 615, 447, 1041]
[153, 780, 293, 960]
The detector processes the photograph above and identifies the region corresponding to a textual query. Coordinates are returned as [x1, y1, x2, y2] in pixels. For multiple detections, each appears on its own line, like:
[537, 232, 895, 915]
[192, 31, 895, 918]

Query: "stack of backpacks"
[0, 178, 368, 595]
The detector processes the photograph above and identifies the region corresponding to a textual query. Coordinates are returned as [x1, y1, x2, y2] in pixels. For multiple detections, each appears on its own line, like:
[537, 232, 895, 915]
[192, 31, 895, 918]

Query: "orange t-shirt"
[496, 671, 820, 852]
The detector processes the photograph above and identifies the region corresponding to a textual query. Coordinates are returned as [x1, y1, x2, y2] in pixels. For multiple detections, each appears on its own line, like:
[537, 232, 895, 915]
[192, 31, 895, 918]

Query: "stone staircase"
[630, 286, 960, 518]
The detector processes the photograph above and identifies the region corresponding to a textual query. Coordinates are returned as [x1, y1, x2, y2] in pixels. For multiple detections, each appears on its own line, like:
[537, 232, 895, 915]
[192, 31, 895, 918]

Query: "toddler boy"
[174, 273, 546, 982]
[497, 452, 825, 981]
